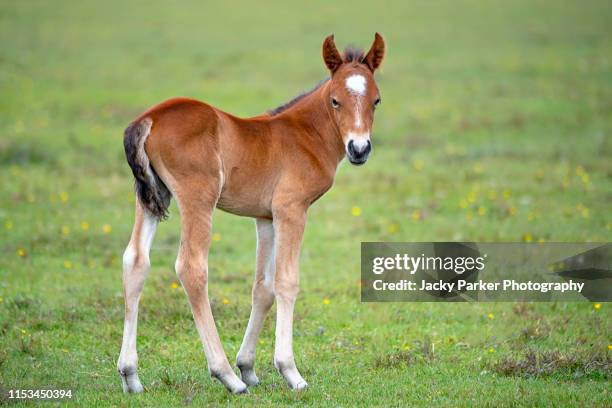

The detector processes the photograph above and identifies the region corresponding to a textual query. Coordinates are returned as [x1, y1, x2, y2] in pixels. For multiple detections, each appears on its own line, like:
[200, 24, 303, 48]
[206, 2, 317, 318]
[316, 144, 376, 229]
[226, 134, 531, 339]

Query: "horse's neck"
[287, 85, 345, 167]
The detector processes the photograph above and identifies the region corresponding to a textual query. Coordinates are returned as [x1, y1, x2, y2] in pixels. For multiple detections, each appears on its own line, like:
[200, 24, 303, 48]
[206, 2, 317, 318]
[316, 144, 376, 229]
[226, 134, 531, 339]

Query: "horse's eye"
[331, 98, 340, 109]
[374, 98, 381, 108]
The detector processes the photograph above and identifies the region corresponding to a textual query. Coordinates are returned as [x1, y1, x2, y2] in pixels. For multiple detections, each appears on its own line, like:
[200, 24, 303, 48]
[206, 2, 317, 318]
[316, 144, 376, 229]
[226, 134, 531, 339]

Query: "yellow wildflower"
[323, 298, 330, 305]
[81, 222, 89, 231]
[17, 248, 26, 257]
[102, 224, 112, 234]
[351, 206, 362, 217]
[4, 220, 13, 230]
[59, 191, 69, 203]
[63, 260, 73, 269]
[411, 210, 421, 221]
[477, 206, 487, 216]
[487, 313, 494, 320]
[594, 303, 601, 311]
[222, 298, 230, 305]
[413, 159, 424, 172]
[387, 223, 398, 234]
[212, 233, 221, 242]
[171, 282, 179, 289]
[581, 174, 590, 184]
[467, 191, 476, 204]
[523, 233, 533, 243]
[61, 226, 70, 236]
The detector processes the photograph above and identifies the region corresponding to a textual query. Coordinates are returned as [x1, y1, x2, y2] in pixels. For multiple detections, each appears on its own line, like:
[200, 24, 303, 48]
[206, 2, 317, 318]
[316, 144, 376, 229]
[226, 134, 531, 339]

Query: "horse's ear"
[363, 33, 385, 72]
[322, 34, 343, 74]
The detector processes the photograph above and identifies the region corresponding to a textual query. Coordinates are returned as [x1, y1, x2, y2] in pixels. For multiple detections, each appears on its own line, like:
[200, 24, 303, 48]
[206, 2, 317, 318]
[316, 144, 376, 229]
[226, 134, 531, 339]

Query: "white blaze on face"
[345, 75, 367, 128]
[346, 75, 366, 95]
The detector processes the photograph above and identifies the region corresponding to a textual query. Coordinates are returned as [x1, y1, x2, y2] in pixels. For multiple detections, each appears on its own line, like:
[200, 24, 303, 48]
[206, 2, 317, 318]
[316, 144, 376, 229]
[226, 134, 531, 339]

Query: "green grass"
[1, 0, 611, 406]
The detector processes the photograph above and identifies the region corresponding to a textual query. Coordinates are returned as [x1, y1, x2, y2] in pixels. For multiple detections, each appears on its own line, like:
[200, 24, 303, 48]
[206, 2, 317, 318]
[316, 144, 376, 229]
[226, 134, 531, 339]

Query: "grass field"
[1, 0, 611, 406]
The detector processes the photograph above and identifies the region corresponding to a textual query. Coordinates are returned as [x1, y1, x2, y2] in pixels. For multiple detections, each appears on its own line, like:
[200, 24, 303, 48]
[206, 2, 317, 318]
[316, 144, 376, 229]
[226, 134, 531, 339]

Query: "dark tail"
[123, 118, 171, 220]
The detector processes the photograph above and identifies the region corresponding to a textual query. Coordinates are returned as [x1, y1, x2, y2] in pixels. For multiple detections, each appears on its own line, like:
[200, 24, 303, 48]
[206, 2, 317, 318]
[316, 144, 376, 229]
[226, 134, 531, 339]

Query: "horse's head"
[322, 33, 385, 165]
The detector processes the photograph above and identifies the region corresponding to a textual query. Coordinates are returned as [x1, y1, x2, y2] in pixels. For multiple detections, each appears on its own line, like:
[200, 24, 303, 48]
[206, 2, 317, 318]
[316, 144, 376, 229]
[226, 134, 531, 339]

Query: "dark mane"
[268, 78, 329, 116]
[342, 46, 365, 63]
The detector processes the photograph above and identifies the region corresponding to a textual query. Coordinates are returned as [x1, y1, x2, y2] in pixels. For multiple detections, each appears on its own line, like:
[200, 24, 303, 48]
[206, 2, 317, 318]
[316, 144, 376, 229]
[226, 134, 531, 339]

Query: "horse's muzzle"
[347, 139, 371, 165]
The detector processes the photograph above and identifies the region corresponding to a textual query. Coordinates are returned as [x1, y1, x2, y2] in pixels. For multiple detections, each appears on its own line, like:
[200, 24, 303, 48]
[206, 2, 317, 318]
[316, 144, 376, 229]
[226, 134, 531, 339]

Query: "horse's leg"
[236, 218, 275, 386]
[272, 205, 308, 390]
[174, 191, 248, 394]
[117, 201, 158, 393]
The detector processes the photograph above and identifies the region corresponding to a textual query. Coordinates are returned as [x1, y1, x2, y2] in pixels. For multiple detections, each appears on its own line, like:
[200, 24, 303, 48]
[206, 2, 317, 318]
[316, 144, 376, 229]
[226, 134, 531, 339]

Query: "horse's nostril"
[364, 140, 372, 155]
[348, 140, 356, 156]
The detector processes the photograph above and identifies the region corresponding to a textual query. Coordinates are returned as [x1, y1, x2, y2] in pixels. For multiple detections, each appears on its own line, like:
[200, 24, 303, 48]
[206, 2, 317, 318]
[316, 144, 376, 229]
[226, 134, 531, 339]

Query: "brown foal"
[117, 33, 385, 394]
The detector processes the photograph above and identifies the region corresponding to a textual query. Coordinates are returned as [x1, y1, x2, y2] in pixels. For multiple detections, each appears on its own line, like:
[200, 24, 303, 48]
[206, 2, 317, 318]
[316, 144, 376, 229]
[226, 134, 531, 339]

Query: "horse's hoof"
[237, 364, 260, 387]
[292, 380, 308, 391]
[119, 369, 144, 394]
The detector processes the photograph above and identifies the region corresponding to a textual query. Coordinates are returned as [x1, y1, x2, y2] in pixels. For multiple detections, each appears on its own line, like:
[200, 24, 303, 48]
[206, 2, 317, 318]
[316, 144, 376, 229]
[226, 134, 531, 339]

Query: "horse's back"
[136, 97, 219, 139]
